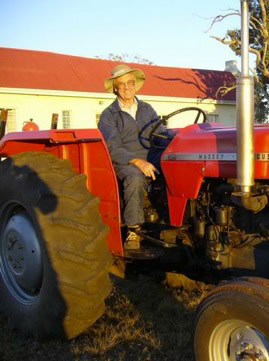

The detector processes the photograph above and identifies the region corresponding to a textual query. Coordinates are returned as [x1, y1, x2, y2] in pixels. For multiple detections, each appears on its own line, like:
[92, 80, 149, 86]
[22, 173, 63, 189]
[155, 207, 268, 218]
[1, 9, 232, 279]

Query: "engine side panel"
[162, 123, 269, 226]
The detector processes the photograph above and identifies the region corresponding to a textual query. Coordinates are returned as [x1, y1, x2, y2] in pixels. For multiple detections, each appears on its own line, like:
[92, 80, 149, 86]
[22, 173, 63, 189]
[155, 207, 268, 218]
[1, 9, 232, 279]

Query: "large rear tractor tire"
[193, 277, 269, 361]
[0, 152, 112, 339]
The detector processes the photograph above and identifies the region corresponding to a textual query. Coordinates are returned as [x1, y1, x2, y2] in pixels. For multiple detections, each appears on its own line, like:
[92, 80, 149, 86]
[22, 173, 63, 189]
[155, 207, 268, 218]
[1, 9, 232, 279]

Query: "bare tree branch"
[210, 35, 239, 47]
[94, 53, 154, 65]
[209, 0, 269, 122]
[216, 84, 236, 98]
[262, 41, 268, 70]
[260, 0, 268, 30]
[205, 11, 240, 32]
[250, 13, 264, 30]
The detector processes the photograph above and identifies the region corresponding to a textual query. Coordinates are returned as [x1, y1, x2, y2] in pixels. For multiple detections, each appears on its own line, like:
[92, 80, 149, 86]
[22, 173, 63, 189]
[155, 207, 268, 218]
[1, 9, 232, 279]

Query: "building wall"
[0, 89, 236, 132]
[1, 92, 103, 131]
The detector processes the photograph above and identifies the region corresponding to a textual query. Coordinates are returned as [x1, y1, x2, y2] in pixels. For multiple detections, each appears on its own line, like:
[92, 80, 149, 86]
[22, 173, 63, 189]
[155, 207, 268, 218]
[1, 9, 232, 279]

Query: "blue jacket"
[98, 98, 160, 165]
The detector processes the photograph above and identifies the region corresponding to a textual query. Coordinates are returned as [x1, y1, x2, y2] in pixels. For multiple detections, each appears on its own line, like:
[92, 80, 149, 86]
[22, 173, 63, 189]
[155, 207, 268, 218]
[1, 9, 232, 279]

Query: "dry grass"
[0, 275, 211, 361]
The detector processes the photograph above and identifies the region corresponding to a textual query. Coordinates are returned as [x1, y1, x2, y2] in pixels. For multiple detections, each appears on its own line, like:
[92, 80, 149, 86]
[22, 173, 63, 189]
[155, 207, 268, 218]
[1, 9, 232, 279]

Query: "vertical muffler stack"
[236, 0, 254, 194]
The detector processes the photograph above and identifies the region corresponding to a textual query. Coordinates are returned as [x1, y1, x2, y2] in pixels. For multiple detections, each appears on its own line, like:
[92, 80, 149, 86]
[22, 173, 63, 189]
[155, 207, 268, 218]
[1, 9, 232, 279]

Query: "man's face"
[114, 73, 136, 103]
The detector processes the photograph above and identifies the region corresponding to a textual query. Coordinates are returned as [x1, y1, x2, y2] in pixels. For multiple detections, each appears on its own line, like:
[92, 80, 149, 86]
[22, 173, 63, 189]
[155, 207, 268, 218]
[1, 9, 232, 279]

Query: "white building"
[0, 48, 236, 132]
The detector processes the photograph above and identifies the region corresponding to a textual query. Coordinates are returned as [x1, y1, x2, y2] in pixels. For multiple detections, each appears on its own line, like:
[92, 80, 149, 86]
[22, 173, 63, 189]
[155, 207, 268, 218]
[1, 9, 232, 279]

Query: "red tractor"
[1, 2, 269, 360]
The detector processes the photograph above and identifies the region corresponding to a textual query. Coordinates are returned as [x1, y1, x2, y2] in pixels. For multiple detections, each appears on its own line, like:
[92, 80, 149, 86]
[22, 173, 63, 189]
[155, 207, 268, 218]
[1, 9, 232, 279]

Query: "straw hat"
[104, 64, 145, 93]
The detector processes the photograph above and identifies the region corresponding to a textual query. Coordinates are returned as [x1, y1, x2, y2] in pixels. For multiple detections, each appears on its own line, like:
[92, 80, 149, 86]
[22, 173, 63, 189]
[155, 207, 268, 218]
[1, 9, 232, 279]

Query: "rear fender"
[0, 129, 123, 256]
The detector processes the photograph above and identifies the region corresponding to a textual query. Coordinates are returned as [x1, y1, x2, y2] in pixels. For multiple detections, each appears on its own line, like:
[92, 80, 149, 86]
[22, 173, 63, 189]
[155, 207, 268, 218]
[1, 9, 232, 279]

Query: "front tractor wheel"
[0, 152, 112, 339]
[193, 278, 269, 361]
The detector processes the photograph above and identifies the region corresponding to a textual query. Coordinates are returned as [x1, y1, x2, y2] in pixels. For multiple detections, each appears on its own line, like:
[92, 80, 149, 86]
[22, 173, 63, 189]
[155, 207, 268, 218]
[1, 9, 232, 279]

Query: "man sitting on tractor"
[98, 64, 161, 250]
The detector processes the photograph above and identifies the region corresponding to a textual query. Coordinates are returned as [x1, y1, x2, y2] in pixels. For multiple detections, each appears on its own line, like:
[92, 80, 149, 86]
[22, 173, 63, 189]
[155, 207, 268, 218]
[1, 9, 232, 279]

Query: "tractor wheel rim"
[0, 204, 43, 304]
[209, 319, 269, 361]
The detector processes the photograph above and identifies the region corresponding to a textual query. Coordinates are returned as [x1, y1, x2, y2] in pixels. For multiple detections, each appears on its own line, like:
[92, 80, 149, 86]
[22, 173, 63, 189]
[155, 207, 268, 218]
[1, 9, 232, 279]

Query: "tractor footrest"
[137, 231, 178, 248]
[124, 246, 163, 260]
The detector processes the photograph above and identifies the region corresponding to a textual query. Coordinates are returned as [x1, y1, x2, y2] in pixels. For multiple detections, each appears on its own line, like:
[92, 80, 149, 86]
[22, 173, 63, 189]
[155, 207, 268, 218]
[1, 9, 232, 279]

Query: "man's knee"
[124, 172, 147, 190]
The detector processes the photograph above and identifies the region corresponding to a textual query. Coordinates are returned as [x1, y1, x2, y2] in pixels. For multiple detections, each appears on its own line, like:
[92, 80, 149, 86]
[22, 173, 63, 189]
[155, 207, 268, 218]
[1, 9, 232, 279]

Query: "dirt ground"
[0, 275, 211, 361]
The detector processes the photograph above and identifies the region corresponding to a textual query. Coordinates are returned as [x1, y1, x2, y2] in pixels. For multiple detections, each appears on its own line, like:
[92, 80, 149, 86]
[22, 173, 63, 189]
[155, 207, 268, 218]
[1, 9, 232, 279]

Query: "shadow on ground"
[0, 275, 210, 361]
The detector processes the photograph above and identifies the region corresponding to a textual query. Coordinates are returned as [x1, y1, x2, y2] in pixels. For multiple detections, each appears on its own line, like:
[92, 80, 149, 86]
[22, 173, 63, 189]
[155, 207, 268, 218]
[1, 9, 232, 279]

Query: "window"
[0, 109, 16, 133]
[62, 110, 71, 129]
[207, 114, 219, 123]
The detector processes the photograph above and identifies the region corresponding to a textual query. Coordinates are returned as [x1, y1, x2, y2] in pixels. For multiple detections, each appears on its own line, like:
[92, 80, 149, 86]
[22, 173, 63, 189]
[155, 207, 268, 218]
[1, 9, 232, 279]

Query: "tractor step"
[124, 245, 164, 260]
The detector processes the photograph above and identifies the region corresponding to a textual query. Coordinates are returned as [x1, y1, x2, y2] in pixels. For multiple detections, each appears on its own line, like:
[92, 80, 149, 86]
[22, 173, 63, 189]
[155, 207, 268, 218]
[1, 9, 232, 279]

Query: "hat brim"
[104, 69, 145, 93]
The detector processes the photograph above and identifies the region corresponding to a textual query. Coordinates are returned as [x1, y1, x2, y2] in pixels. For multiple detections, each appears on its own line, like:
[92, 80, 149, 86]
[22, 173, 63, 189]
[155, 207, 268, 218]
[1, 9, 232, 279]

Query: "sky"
[1, 0, 244, 71]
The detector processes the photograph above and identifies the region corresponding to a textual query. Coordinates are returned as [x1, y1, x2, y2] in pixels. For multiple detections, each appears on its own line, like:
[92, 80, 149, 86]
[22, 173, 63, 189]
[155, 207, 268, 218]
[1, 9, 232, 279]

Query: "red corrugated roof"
[0, 47, 236, 101]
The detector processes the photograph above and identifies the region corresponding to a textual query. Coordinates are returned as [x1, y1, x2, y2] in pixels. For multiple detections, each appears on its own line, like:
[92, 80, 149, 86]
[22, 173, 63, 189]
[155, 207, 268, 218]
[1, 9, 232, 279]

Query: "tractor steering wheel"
[138, 107, 207, 149]
[164, 106, 207, 125]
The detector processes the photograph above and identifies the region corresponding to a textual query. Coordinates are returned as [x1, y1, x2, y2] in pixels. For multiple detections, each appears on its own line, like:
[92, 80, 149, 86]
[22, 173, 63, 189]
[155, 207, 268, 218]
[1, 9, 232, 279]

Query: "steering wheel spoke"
[152, 133, 169, 140]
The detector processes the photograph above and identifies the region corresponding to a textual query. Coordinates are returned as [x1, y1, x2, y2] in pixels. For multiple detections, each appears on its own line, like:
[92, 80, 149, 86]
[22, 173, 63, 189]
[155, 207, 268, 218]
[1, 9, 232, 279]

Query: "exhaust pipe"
[236, 0, 254, 194]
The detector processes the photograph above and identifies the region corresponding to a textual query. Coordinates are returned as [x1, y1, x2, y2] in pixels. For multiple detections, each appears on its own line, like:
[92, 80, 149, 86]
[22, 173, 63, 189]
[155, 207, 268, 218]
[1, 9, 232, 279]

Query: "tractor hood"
[162, 122, 269, 180]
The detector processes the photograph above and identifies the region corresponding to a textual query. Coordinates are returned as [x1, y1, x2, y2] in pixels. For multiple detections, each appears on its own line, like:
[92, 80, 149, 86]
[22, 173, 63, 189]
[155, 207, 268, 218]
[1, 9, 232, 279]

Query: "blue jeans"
[114, 164, 147, 226]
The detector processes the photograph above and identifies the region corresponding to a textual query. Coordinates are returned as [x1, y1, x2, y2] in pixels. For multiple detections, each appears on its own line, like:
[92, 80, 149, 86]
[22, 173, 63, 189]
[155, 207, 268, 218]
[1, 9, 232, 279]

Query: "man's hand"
[129, 158, 157, 180]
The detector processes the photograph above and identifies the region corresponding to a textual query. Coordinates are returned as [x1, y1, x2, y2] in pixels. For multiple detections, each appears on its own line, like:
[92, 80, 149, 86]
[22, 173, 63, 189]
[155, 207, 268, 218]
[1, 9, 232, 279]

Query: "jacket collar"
[110, 96, 145, 114]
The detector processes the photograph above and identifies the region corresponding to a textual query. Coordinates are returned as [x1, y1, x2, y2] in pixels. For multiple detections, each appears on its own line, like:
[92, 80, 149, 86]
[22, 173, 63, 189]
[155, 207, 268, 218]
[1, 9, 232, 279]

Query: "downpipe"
[236, 0, 256, 206]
